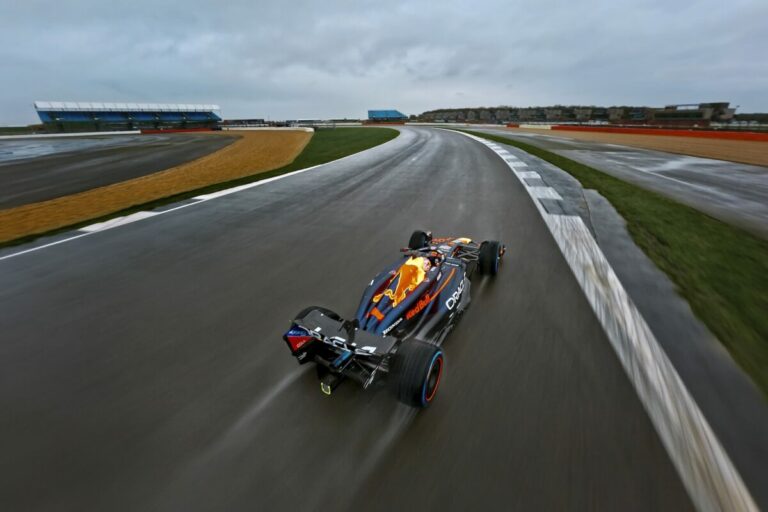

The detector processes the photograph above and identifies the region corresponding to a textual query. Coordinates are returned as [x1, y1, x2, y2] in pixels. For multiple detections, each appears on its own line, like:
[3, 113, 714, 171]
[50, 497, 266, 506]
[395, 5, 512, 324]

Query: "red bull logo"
[373, 257, 429, 308]
[406, 293, 432, 320]
[405, 267, 457, 320]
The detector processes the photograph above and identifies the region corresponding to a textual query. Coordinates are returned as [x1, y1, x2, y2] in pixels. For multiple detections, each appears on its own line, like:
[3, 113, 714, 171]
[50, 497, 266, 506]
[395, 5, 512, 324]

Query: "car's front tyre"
[408, 230, 432, 250]
[479, 240, 504, 276]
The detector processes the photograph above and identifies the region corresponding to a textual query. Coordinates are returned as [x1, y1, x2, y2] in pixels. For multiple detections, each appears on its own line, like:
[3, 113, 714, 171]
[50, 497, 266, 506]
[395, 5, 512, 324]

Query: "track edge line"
[447, 128, 758, 512]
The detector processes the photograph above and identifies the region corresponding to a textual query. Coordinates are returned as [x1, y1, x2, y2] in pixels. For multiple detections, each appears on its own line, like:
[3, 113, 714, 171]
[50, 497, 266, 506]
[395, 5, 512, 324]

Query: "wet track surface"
[0, 134, 234, 209]
[475, 128, 768, 239]
[0, 127, 693, 510]
[0, 136, 151, 163]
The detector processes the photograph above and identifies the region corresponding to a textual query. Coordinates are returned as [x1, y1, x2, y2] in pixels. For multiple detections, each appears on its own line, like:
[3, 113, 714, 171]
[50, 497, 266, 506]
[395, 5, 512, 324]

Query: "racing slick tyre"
[479, 240, 503, 276]
[295, 306, 341, 322]
[390, 340, 444, 408]
[408, 230, 432, 250]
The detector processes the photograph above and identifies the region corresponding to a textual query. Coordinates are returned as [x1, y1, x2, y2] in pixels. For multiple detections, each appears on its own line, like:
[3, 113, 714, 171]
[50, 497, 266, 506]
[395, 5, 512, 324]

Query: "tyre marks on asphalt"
[158, 366, 311, 497]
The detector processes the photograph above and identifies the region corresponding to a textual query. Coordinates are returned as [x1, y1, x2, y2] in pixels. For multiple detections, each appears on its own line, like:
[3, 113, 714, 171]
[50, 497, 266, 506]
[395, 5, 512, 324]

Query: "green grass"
[0, 126, 41, 135]
[270, 126, 399, 174]
[458, 129, 768, 396]
[137, 126, 400, 200]
[0, 127, 399, 249]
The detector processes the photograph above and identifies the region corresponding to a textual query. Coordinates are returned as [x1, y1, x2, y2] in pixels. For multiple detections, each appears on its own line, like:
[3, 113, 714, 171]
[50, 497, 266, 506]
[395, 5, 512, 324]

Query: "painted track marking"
[0, 141, 382, 262]
[528, 186, 563, 201]
[450, 129, 757, 512]
[517, 171, 541, 180]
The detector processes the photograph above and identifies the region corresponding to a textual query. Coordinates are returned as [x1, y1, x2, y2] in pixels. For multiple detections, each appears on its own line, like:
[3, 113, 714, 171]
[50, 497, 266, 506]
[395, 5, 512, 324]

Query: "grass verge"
[0, 126, 39, 135]
[459, 129, 768, 397]
[0, 127, 399, 249]
[266, 126, 399, 174]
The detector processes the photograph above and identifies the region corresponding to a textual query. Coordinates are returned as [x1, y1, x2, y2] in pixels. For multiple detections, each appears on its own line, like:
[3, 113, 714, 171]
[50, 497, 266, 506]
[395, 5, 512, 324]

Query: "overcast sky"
[1, 0, 766, 124]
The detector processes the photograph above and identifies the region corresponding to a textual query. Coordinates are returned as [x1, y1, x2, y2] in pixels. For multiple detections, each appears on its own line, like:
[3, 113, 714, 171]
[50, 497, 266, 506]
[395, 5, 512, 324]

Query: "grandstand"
[367, 109, 407, 122]
[34, 101, 222, 132]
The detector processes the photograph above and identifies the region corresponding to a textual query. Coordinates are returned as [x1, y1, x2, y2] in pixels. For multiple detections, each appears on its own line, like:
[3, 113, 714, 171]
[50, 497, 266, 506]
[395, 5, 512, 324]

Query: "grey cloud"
[0, 0, 766, 124]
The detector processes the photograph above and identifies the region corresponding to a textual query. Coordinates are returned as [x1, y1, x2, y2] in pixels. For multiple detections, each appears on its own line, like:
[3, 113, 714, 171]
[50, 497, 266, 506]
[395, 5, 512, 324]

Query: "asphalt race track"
[0, 127, 694, 511]
[474, 127, 768, 239]
[0, 133, 234, 209]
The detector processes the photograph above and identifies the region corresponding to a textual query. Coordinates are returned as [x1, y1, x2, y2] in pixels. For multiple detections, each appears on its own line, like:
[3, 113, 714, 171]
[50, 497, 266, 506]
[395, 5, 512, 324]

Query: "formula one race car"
[283, 230, 505, 408]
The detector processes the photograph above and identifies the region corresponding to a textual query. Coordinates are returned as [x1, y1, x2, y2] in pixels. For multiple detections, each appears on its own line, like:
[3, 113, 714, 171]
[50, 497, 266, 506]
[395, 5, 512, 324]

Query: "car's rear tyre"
[408, 230, 431, 250]
[390, 340, 444, 408]
[479, 240, 504, 276]
[295, 306, 341, 322]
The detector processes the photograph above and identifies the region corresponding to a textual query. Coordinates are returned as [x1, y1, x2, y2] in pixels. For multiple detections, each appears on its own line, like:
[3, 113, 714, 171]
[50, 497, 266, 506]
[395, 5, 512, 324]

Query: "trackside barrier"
[519, 124, 553, 130]
[405, 123, 502, 128]
[140, 128, 215, 134]
[551, 125, 768, 142]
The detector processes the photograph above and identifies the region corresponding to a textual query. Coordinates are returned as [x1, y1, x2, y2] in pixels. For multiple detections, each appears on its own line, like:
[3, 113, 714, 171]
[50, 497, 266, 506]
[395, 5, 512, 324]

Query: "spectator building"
[34, 101, 221, 132]
[367, 109, 407, 122]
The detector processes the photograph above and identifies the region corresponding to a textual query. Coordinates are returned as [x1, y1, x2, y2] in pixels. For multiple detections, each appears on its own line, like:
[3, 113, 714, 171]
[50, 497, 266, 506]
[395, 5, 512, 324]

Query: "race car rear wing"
[288, 309, 398, 359]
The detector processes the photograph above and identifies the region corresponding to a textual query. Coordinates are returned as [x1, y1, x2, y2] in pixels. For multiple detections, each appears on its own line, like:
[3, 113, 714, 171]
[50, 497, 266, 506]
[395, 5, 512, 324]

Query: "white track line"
[528, 186, 563, 201]
[451, 130, 757, 512]
[597, 152, 719, 191]
[0, 146, 375, 262]
[79, 211, 159, 233]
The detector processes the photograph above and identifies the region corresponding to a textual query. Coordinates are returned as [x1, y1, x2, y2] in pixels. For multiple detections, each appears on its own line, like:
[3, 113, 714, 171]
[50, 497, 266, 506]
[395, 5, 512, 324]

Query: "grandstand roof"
[368, 109, 407, 120]
[34, 101, 220, 112]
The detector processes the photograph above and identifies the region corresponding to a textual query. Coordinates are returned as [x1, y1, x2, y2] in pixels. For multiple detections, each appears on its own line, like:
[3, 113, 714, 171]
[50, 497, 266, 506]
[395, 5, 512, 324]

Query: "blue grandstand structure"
[34, 101, 222, 132]
[367, 109, 407, 122]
